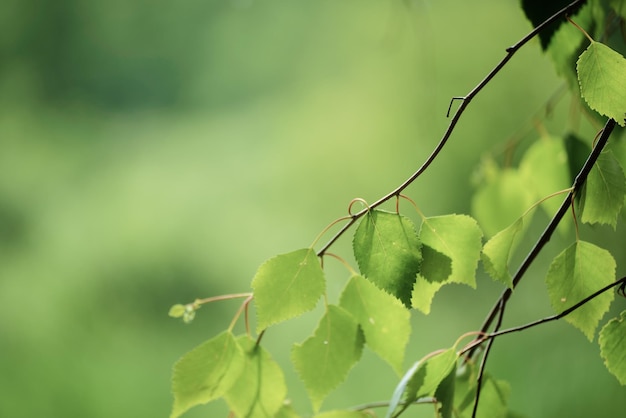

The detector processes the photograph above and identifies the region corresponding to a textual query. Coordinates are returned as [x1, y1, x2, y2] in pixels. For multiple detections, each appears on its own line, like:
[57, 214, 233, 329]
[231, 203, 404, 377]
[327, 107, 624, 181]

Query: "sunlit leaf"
[353, 210, 422, 307]
[599, 310, 626, 385]
[577, 41, 626, 126]
[170, 331, 245, 418]
[411, 276, 444, 315]
[252, 248, 325, 332]
[292, 305, 364, 411]
[412, 214, 481, 314]
[481, 218, 523, 288]
[224, 336, 287, 418]
[545, 241, 616, 340]
[339, 275, 411, 374]
[580, 150, 626, 228]
[419, 214, 483, 288]
[472, 168, 535, 238]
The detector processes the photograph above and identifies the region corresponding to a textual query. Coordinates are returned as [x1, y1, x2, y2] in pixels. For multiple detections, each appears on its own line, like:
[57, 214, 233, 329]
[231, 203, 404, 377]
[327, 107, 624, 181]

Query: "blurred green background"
[1, 0, 625, 417]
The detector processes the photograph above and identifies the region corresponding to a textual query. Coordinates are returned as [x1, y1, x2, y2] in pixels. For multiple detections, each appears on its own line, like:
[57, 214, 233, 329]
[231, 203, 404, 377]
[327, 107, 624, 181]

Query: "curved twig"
[316, 0, 588, 257]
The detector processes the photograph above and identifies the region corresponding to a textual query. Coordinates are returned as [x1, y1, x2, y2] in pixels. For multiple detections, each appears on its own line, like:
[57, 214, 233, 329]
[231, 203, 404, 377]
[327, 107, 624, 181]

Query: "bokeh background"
[1, 0, 625, 417]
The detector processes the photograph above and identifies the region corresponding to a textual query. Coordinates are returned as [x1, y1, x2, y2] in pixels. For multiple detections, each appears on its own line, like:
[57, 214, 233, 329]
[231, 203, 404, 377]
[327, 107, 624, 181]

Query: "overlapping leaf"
[353, 210, 422, 307]
[252, 248, 326, 332]
[577, 41, 626, 127]
[580, 150, 626, 228]
[481, 218, 523, 288]
[224, 336, 287, 418]
[419, 215, 483, 287]
[292, 305, 364, 411]
[170, 331, 245, 418]
[599, 310, 626, 385]
[339, 275, 411, 374]
[411, 215, 482, 314]
[546, 241, 616, 340]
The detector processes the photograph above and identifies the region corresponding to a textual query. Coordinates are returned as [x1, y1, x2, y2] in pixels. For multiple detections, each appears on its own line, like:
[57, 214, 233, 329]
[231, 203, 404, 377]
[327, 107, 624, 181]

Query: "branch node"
[446, 96, 465, 118]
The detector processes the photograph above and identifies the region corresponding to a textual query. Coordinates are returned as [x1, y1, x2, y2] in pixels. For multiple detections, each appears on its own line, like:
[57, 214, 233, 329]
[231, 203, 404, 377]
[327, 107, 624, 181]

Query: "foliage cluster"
[169, 1, 626, 417]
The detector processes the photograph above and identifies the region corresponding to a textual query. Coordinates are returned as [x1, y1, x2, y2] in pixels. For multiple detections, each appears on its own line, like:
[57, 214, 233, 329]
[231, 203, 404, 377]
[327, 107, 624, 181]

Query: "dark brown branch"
[469, 117, 617, 359]
[316, 0, 588, 257]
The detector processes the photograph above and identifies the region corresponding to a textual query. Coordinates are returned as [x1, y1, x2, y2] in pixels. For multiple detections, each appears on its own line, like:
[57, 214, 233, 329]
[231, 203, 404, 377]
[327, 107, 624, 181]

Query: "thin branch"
[469, 117, 617, 358]
[472, 299, 506, 418]
[316, 0, 587, 257]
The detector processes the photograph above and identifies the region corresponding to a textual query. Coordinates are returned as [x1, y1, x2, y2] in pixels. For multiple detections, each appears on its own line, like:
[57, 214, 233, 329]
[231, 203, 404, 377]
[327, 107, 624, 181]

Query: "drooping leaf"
[419, 214, 483, 288]
[577, 41, 626, 127]
[519, 136, 571, 218]
[292, 305, 364, 411]
[170, 331, 245, 418]
[252, 248, 326, 332]
[580, 150, 626, 228]
[599, 310, 626, 385]
[481, 218, 524, 288]
[386, 348, 457, 418]
[472, 168, 535, 238]
[224, 336, 287, 418]
[339, 275, 411, 374]
[353, 210, 422, 307]
[545, 241, 616, 340]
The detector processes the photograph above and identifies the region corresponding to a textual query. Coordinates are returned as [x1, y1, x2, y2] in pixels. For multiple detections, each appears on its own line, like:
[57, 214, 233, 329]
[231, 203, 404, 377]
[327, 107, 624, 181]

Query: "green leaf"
[580, 150, 626, 228]
[291, 305, 364, 411]
[411, 276, 444, 315]
[481, 218, 523, 288]
[434, 362, 456, 418]
[471, 168, 535, 238]
[545, 241, 616, 340]
[419, 214, 483, 288]
[224, 336, 287, 418]
[577, 41, 626, 127]
[521, 0, 585, 50]
[339, 275, 411, 374]
[170, 331, 245, 418]
[519, 136, 571, 218]
[353, 210, 422, 307]
[411, 213, 482, 310]
[547, 3, 591, 84]
[252, 248, 326, 332]
[386, 348, 458, 418]
[599, 310, 626, 385]
[407, 349, 458, 402]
